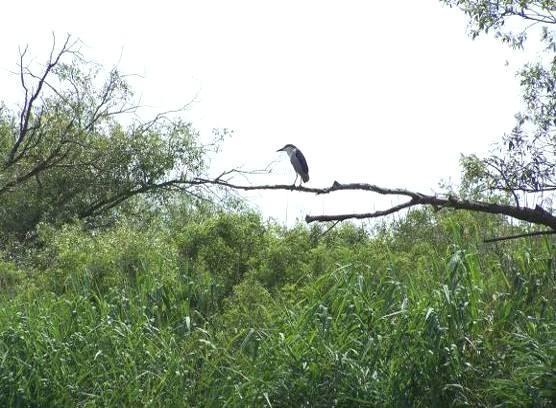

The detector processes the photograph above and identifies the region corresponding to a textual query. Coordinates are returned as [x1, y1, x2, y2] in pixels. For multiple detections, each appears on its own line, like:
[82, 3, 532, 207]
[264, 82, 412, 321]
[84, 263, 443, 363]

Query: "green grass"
[0, 210, 554, 406]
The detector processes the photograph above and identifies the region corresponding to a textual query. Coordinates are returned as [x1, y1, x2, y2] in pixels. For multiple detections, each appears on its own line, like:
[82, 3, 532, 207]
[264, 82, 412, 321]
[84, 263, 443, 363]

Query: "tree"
[442, 1, 556, 205]
[0, 35, 208, 240]
[200, 1, 556, 238]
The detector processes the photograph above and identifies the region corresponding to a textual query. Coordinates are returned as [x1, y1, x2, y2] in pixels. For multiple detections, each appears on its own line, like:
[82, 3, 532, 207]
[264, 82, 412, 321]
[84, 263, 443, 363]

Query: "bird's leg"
[293, 174, 298, 186]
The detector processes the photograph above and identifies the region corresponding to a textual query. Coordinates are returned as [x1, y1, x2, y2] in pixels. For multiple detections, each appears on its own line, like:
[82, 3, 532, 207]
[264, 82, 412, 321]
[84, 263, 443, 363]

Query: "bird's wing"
[295, 149, 309, 175]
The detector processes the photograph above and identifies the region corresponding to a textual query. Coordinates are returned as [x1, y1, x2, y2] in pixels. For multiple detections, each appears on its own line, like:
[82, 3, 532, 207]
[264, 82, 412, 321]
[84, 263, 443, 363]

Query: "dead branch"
[196, 178, 556, 230]
[8, 34, 74, 167]
[484, 230, 556, 243]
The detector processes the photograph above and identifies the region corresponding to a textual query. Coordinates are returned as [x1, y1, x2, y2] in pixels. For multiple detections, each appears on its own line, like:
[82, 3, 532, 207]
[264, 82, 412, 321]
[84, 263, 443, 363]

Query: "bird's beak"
[276, 147, 284, 152]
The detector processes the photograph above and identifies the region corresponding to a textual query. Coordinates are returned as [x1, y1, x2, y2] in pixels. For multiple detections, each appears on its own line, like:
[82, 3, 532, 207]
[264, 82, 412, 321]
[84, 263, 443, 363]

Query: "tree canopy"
[0, 35, 207, 240]
[444, 0, 556, 201]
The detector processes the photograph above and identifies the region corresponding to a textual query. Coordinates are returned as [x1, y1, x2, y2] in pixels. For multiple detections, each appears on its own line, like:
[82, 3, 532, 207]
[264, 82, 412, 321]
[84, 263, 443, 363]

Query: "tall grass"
[0, 210, 554, 406]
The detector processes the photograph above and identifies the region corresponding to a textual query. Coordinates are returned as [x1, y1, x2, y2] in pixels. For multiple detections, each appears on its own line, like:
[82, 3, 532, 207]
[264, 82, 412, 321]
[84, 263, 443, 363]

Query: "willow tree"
[0, 35, 207, 240]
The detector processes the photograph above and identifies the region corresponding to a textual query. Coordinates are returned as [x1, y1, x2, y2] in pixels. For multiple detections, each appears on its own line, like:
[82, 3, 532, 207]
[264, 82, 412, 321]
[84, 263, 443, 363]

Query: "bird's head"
[277, 144, 297, 153]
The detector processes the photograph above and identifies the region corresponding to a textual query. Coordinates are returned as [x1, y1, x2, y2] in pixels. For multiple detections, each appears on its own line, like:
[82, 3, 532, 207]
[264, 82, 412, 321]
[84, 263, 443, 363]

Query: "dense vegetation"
[1, 1, 555, 406]
[0, 205, 554, 406]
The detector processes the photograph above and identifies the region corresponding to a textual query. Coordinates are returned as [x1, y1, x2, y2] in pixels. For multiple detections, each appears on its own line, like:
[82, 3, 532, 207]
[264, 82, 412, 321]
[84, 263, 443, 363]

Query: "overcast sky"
[0, 1, 528, 224]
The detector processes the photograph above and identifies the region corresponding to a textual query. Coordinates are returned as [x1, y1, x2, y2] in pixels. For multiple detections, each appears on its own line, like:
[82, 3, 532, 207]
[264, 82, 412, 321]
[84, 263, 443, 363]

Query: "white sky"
[0, 0, 528, 224]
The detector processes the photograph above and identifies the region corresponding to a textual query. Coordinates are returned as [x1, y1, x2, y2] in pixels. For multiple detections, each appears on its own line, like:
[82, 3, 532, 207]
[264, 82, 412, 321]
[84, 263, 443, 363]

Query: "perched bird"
[277, 144, 309, 185]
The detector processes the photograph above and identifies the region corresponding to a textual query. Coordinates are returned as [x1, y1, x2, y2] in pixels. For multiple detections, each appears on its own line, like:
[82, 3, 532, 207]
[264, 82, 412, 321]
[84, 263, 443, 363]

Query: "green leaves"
[0, 208, 554, 406]
[0, 38, 208, 242]
[441, 1, 556, 43]
[440, 1, 556, 200]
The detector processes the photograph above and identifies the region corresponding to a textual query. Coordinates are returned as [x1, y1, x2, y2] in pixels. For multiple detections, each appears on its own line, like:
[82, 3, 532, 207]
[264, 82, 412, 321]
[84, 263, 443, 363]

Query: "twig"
[318, 220, 341, 239]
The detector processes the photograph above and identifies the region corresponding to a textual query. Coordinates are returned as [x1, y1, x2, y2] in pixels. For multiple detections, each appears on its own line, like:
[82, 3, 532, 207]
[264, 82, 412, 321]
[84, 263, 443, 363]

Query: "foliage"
[0, 7, 555, 407]
[0, 36, 207, 243]
[440, 1, 556, 45]
[442, 1, 556, 205]
[0, 209, 554, 407]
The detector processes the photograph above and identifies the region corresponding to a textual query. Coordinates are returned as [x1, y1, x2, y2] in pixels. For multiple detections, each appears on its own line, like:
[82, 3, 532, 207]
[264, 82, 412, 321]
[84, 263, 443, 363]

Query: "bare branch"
[7, 34, 74, 166]
[484, 230, 556, 243]
[196, 178, 556, 230]
[307, 200, 416, 223]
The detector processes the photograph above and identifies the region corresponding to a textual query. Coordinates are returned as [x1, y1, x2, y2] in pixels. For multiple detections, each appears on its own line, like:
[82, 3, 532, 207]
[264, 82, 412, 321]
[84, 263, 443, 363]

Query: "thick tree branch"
[197, 178, 556, 230]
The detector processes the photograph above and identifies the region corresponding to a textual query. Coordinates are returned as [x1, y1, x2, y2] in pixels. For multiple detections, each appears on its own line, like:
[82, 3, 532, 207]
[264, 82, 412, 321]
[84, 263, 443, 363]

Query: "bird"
[277, 144, 309, 185]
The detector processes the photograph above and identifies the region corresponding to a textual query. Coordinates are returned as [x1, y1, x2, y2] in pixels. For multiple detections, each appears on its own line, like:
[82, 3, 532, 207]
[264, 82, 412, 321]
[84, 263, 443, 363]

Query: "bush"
[0, 209, 553, 406]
